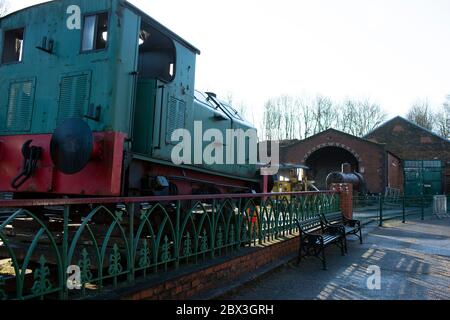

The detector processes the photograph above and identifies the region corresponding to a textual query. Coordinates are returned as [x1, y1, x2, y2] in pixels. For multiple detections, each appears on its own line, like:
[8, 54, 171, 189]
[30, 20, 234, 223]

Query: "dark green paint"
[404, 160, 443, 196]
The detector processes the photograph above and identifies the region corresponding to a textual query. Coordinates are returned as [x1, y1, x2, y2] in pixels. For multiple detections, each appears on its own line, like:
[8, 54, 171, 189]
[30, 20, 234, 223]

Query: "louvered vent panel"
[58, 72, 91, 123]
[6, 79, 35, 131]
[166, 97, 186, 143]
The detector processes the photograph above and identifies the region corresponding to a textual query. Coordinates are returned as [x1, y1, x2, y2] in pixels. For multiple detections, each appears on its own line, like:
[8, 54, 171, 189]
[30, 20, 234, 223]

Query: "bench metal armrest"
[343, 216, 361, 228]
[302, 232, 323, 245]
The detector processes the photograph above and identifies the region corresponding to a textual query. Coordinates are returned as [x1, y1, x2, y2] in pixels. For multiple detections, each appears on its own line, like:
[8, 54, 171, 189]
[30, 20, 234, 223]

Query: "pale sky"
[6, 0, 450, 126]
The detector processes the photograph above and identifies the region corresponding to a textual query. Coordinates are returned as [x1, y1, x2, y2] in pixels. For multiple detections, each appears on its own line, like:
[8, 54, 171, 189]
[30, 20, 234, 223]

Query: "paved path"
[222, 218, 450, 300]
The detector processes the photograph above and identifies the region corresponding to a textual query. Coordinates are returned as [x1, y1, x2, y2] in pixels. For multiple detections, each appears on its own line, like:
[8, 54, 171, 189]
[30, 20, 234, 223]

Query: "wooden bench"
[294, 216, 345, 270]
[319, 212, 362, 253]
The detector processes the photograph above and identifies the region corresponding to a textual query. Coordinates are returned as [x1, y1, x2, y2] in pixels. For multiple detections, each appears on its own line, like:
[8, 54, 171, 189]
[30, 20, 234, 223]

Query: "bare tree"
[222, 92, 250, 122]
[261, 95, 302, 141]
[338, 99, 356, 134]
[406, 99, 435, 131]
[280, 95, 298, 140]
[0, 0, 9, 17]
[436, 96, 450, 139]
[262, 99, 278, 141]
[298, 96, 314, 139]
[261, 94, 387, 141]
[345, 98, 386, 137]
[237, 102, 249, 121]
[311, 95, 336, 134]
[224, 92, 234, 106]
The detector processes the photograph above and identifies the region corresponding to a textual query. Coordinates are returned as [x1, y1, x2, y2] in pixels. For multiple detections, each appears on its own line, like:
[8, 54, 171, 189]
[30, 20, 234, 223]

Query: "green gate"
[404, 160, 443, 196]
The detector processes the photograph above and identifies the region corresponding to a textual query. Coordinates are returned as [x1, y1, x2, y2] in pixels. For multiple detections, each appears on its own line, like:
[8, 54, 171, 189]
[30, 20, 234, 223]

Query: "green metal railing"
[0, 191, 340, 300]
[353, 194, 448, 226]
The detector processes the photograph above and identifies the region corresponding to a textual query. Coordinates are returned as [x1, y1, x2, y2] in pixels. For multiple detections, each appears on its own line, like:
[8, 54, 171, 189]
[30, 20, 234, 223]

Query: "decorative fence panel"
[0, 191, 339, 300]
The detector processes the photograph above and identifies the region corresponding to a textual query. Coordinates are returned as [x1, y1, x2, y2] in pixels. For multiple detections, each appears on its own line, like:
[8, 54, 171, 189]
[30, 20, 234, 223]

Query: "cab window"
[81, 12, 109, 52]
[138, 22, 176, 82]
[2, 28, 25, 64]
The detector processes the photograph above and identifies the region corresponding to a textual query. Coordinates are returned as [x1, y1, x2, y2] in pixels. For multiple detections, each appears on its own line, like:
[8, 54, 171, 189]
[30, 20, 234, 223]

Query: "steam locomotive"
[0, 0, 262, 199]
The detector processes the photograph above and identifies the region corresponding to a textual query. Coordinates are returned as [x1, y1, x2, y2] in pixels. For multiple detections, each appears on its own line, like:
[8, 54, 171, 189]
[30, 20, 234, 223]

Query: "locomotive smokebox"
[326, 163, 367, 193]
[50, 119, 100, 175]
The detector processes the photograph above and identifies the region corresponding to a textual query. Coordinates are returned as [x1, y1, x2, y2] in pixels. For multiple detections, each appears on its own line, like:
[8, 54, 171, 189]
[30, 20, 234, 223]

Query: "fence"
[353, 194, 449, 226]
[0, 191, 339, 300]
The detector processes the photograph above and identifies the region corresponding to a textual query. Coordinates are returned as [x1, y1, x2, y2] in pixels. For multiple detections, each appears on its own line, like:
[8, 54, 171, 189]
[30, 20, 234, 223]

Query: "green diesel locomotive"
[0, 0, 260, 198]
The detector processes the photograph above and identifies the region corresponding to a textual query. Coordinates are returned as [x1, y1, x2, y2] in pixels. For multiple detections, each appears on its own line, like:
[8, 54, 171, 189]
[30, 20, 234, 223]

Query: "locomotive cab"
[0, 0, 146, 195]
[0, 0, 259, 197]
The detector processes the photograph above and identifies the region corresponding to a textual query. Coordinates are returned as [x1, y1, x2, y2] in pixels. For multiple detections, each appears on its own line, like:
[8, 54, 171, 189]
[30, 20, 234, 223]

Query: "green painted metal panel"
[4, 78, 35, 132]
[149, 41, 197, 163]
[132, 79, 157, 154]
[165, 97, 186, 144]
[404, 160, 443, 196]
[57, 71, 91, 123]
[0, 0, 123, 134]
[111, 4, 140, 135]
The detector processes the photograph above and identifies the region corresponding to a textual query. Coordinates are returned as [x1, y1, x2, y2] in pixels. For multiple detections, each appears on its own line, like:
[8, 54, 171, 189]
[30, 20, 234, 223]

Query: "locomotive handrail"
[0, 191, 338, 208]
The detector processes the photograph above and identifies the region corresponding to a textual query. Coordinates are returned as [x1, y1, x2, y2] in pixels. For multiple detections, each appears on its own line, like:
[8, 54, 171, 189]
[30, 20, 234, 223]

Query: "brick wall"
[330, 183, 353, 219]
[387, 153, 403, 191]
[366, 116, 450, 194]
[122, 236, 300, 300]
[282, 129, 387, 193]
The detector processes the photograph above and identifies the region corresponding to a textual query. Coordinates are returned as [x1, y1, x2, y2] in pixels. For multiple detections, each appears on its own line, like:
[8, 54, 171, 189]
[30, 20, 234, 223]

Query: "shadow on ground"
[220, 218, 450, 300]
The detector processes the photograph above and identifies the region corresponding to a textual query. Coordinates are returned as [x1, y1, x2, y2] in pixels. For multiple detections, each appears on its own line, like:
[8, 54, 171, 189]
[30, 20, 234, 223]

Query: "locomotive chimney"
[342, 163, 352, 174]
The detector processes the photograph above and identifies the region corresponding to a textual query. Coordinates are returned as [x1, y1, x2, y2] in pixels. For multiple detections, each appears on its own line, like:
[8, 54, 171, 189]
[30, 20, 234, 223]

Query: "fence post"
[379, 194, 383, 227]
[211, 199, 216, 258]
[421, 195, 425, 221]
[175, 200, 181, 267]
[128, 202, 135, 282]
[237, 198, 242, 250]
[61, 205, 70, 300]
[275, 195, 280, 239]
[402, 195, 406, 223]
[258, 196, 264, 245]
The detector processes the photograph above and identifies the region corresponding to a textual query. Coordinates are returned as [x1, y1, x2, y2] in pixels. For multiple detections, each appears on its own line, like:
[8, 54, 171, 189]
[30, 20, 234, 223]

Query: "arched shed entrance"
[305, 146, 360, 190]
[282, 128, 391, 193]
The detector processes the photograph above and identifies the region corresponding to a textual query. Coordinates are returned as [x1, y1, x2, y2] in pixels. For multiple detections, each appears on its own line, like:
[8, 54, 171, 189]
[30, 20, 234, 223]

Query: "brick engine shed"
[365, 116, 450, 195]
[281, 129, 402, 194]
[280, 117, 449, 195]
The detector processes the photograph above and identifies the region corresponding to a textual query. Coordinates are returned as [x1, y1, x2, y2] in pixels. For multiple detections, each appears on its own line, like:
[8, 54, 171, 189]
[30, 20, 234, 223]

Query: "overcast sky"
[7, 0, 450, 125]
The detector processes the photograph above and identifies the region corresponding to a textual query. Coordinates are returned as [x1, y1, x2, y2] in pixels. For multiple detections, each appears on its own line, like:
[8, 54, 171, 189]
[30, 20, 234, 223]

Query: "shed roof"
[364, 116, 450, 143]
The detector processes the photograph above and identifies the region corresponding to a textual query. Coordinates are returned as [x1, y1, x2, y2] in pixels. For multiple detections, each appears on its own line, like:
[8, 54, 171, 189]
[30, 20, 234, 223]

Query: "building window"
[81, 12, 108, 52]
[2, 28, 25, 64]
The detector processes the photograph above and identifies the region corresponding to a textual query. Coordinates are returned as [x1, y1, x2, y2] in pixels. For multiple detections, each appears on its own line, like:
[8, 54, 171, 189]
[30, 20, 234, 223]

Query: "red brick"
[140, 289, 153, 299]
[164, 282, 175, 290]
[126, 234, 304, 300]
[192, 279, 201, 287]
[283, 129, 389, 193]
[175, 286, 183, 294]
